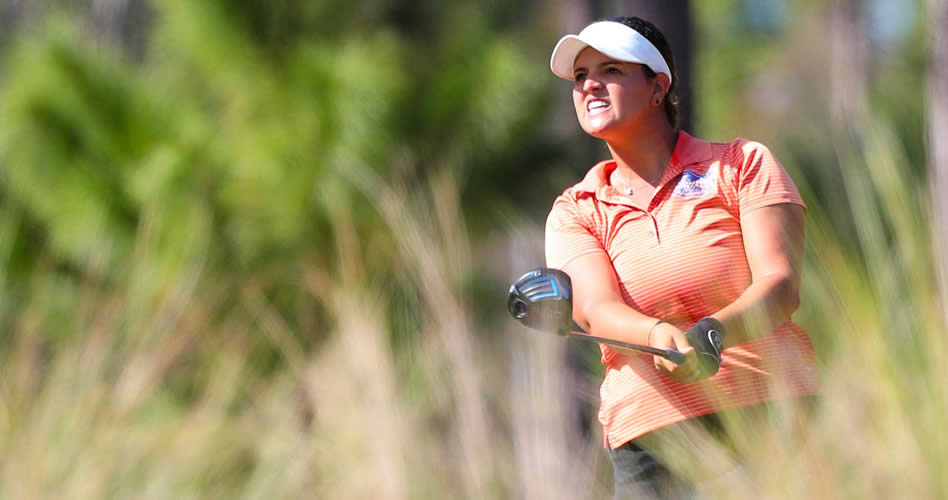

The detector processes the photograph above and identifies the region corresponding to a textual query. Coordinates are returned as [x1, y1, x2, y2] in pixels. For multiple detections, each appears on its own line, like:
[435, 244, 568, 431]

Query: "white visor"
[550, 21, 672, 84]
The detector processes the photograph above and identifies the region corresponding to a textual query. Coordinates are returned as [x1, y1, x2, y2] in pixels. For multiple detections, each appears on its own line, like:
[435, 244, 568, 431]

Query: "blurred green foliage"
[0, 0, 561, 346]
[0, 1, 944, 498]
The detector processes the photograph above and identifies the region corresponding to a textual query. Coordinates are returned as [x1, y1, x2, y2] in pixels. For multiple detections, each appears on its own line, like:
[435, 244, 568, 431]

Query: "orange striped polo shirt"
[545, 131, 820, 448]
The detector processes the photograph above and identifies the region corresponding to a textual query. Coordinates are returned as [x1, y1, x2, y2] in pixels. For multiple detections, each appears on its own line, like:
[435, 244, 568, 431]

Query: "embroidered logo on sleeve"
[672, 168, 718, 198]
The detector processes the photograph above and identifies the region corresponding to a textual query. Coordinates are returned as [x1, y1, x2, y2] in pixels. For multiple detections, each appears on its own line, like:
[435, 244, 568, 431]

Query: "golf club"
[507, 267, 686, 364]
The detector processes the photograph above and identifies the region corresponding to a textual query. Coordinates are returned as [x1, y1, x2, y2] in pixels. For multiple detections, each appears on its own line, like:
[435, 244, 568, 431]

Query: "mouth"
[586, 99, 610, 115]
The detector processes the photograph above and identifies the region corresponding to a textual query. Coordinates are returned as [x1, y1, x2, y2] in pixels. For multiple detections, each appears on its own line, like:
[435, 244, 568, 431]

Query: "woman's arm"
[711, 202, 806, 348]
[561, 253, 699, 378]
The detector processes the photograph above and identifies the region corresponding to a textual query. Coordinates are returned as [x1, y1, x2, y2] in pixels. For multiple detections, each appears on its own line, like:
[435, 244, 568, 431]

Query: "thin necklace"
[613, 166, 665, 196]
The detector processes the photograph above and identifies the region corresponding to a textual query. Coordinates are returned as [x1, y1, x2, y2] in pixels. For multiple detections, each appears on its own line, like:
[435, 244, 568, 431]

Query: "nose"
[581, 75, 603, 93]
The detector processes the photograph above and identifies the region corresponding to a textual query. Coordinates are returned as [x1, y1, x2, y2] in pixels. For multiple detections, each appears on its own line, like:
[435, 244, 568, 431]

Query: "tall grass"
[0, 164, 612, 498]
[0, 115, 944, 499]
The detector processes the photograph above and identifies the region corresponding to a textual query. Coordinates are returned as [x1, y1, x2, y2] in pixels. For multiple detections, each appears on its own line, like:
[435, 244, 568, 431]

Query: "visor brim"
[548, 21, 671, 84]
[549, 35, 590, 80]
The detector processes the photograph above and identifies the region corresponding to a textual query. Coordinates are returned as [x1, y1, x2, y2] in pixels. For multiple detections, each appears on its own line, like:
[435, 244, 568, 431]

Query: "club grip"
[666, 349, 686, 364]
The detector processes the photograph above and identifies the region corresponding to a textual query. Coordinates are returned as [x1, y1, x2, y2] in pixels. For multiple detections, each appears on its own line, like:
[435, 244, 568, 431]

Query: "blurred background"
[0, 0, 945, 498]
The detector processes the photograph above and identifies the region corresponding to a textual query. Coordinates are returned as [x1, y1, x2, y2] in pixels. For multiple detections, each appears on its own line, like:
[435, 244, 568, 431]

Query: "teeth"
[588, 101, 608, 111]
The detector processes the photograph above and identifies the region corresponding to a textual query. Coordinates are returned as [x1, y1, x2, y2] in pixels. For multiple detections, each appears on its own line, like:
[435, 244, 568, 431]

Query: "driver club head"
[506, 267, 573, 336]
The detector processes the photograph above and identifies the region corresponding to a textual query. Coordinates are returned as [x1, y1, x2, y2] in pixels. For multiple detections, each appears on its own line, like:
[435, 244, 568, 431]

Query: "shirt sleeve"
[735, 141, 806, 217]
[545, 195, 619, 365]
[544, 195, 606, 269]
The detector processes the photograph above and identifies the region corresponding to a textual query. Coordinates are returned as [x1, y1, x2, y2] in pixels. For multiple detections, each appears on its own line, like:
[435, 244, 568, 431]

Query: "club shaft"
[569, 330, 685, 364]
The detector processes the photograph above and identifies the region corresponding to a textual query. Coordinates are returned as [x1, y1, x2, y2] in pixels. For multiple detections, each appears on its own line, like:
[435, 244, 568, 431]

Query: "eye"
[574, 72, 587, 81]
[606, 66, 621, 74]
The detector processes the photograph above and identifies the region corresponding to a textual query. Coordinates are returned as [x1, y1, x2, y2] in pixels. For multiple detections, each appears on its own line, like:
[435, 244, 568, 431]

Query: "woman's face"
[571, 47, 658, 140]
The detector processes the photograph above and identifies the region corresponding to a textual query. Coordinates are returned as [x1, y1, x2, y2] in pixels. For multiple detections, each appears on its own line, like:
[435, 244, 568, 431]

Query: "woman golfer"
[545, 17, 820, 498]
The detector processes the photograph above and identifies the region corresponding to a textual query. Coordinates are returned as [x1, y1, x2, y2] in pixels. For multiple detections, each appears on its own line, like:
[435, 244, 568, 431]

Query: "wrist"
[647, 319, 664, 347]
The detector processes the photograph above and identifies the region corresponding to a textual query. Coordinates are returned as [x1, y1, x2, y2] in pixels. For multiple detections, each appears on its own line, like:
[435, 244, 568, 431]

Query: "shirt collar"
[573, 130, 713, 194]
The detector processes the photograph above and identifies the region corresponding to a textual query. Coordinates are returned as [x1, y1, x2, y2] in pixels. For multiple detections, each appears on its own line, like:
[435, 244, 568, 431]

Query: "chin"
[581, 124, 613, 139]
[580, 116, 617, 135]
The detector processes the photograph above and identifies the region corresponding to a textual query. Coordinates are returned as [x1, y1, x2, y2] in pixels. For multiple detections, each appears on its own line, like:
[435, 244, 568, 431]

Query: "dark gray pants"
[608, 413, 721, 500]
[609, 397, 818, 500]
[609, 439, 695, 499]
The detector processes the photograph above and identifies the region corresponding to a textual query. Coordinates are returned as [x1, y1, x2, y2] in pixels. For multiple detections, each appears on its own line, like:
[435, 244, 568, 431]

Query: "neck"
[605, 122, 678, 186]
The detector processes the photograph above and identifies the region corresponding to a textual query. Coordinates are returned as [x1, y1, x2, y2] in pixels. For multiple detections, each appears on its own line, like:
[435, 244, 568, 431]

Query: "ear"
[651, 73, 672, 105]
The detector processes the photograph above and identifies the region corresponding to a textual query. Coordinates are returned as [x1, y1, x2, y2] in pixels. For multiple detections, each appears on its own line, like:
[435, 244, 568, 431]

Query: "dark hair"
[602, 16, 680, 129]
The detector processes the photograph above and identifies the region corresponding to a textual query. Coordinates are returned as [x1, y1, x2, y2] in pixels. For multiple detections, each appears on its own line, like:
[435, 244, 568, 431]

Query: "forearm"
[711, 273, 800, 348]
[578, 300, 661, 348]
